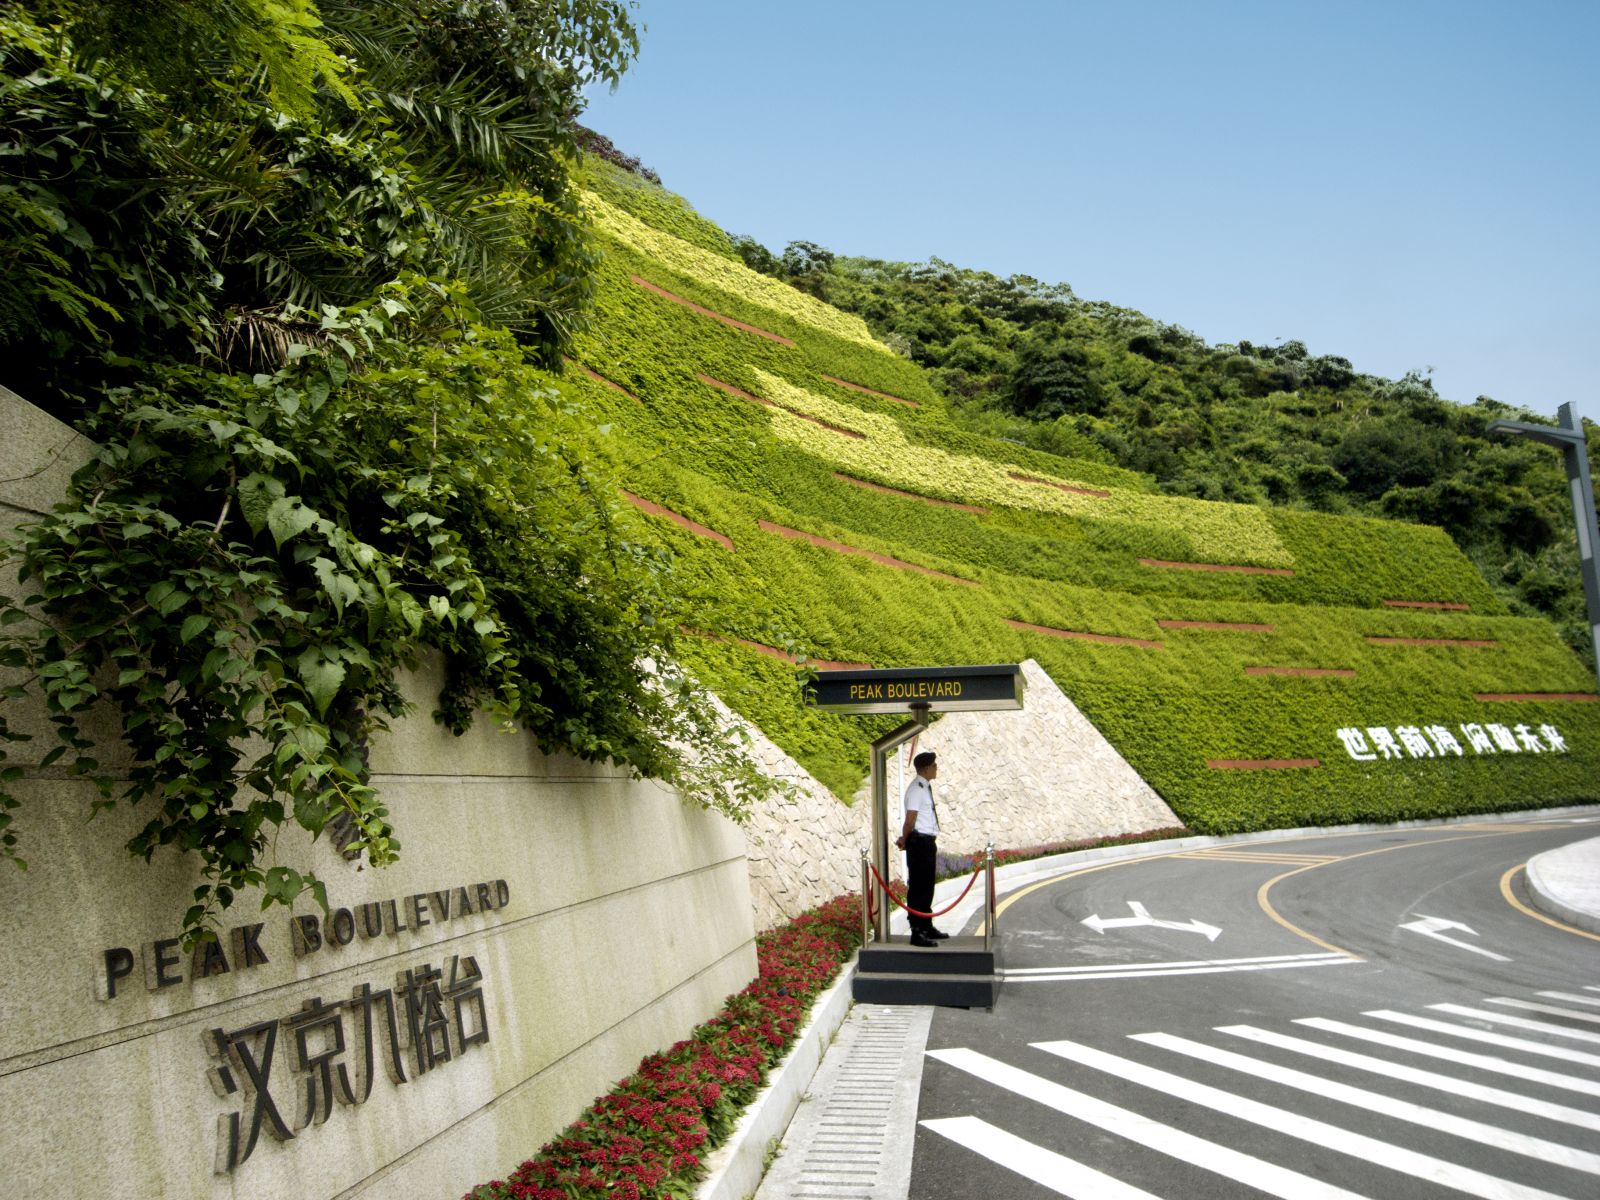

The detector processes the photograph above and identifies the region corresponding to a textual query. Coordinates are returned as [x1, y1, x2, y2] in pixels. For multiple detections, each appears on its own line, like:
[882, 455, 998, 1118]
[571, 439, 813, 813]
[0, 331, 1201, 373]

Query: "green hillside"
[570, 160, 1600, 835]
[726, 239, 1600, 676]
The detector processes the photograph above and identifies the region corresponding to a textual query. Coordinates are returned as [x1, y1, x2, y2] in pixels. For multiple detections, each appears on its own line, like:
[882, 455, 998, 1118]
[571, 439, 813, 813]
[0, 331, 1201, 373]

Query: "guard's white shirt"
[903, 776, 939, 837]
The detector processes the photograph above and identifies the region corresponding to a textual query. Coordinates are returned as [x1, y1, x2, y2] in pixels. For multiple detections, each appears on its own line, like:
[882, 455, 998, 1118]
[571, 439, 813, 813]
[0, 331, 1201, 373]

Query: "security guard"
[895, 750, 947, 946]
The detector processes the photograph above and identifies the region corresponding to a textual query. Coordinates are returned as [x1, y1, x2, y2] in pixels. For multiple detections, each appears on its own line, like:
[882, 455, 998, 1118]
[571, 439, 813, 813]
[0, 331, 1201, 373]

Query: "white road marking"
[1540, 990, 1600, 1008]
[1004, 955, 1356, 983]
[1135, 1031, 1600, 1175]
[1033, 1038, 1574, 1200]
[1005, 952, 1344, 976]
[1367, 1010, 1600, 1069]
[1298, 1017, 1600, 1096]
[1399, 915, 1513, 961]
[926, 1047, 1369, 1200]
[1221, 1023, 1600, 1131]
[920, 1116, 1163, 1199]
[1081, 900, 1222, 940]
[1487, 997, 1600, 1025]
[1430, 1003, 1600, 1044]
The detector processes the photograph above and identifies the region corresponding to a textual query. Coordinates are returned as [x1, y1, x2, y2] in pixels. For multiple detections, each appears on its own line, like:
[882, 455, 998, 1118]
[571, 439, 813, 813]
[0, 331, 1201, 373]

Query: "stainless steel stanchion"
[983, 840, 996, 954]
[860, 847, 872, 946]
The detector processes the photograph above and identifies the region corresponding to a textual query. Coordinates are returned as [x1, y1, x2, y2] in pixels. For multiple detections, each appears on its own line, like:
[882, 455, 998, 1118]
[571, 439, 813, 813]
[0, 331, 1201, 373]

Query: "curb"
[1525, 834, 1600, 935]
[694, 951, 858, 1200]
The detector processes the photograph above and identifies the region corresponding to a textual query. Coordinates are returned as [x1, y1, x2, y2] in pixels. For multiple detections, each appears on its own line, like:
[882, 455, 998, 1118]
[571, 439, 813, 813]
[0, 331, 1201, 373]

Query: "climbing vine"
[0, 280, 786, 944]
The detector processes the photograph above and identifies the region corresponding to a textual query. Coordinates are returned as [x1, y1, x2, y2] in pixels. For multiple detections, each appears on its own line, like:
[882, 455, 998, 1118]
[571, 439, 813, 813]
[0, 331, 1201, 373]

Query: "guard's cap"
[913, 751, 937, 771]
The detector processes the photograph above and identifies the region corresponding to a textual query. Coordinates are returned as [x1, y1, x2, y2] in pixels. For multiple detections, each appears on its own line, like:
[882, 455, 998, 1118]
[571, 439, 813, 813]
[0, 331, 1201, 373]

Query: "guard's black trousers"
[905, 833, 936, 933]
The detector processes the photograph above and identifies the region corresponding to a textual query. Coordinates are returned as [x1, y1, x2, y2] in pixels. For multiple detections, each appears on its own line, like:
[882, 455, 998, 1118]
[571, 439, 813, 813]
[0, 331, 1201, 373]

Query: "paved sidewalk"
[753, 1005, 933, 1200]
[1526, 834, 1600, 934]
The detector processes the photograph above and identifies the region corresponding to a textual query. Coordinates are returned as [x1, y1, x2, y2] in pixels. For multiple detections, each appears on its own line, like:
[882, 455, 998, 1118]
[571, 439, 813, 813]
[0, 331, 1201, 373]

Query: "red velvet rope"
[867, 860, 983, 919]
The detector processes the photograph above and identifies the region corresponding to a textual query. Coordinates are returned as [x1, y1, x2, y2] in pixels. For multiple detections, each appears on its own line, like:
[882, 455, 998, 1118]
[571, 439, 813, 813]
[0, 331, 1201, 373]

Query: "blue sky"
[581, 1, 1599, 429]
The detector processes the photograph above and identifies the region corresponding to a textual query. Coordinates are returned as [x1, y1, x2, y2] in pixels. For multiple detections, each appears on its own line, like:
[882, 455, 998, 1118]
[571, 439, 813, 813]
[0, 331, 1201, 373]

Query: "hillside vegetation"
[573, 158, 1599, 833]
[1, 2, 1594, 940]
[725, 238, 1599, 675]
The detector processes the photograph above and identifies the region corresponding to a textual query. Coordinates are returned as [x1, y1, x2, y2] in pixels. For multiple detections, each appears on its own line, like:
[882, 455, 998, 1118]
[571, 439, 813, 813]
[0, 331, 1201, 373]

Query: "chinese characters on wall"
[1335, 721, 1568, 762]
[207, 955, 490, 1173]
[94, 877, 513, 1175]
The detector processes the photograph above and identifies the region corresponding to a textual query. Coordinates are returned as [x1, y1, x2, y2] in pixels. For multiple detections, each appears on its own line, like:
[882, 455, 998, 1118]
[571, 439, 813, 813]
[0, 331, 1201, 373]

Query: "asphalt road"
[912, 814, 1600, 1200]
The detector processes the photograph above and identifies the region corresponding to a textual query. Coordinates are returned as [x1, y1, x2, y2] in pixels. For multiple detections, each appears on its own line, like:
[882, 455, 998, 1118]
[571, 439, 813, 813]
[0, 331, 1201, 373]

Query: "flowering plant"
[463, 893, 863, 1200]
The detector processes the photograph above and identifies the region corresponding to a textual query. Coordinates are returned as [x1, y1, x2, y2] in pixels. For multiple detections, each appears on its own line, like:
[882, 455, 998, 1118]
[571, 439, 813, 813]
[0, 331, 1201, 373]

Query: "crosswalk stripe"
[1298, 1017, 1600, 1097]
[1540, 990, 1600, 1008]
[920, 1116, 1163, 1199]
[1033, 1038, 1574, 1200]
[1487, 997, 1600, 1025]
[1431, 1003, 1600, 1044]
[1367, 1010, 1600, 1069]
[1004, 960, 1344, 979]
[1135, 1031, 1600, 1174]
[1220, 1023, 1600, 1132]
[1004, 955, 1355, 983]
[926, 1047, 1369, 1200]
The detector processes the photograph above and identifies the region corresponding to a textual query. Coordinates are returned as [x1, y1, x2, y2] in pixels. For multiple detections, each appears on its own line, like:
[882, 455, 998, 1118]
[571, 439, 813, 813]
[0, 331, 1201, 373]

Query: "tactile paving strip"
[754, 1004, 933, 1200]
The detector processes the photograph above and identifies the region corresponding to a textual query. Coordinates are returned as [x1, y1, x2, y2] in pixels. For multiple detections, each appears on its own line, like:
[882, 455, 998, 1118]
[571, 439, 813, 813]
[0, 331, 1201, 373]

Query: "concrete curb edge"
[1525, 834, 1600, 935]
[695, 951, 858, 1200]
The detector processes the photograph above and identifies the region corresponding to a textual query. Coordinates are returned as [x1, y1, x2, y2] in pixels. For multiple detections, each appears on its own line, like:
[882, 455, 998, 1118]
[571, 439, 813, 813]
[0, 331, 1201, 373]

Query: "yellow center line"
[1499, 864, 1600, 942]
[1256, 831, 1526, 956]
[980, 827, 1537, 954]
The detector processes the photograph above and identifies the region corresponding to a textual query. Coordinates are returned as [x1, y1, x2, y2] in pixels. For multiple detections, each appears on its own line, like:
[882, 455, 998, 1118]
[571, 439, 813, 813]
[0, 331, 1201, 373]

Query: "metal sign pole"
[1488, 402, 1600, 678]
[868, 706, 929, 942]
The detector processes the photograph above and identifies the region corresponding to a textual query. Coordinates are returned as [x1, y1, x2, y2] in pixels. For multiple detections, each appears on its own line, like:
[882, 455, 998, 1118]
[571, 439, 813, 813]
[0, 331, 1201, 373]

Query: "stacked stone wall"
[738, 659, 1179, 930]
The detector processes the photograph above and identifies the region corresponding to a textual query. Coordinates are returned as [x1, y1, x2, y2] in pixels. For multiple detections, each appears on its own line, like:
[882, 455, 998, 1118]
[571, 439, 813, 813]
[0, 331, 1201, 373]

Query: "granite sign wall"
[0, 387, 759, 1200]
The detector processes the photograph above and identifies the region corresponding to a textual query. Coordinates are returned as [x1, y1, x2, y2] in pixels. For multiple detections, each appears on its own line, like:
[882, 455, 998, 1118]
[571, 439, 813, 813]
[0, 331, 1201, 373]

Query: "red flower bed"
[463, 893, 862, 1200]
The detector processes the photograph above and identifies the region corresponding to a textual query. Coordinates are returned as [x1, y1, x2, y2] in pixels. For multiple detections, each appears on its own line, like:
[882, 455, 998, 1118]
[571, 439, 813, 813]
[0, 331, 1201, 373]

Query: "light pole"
[1487, 402, 1600, 679]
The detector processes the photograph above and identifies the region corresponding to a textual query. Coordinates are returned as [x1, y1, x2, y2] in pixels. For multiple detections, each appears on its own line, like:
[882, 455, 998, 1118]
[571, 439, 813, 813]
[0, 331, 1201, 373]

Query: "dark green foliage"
[558, 163, 1595, 833]
[1, 281, 782, 941]
[1, 0, 640, 412]
[0, 5, 802, 946]
[793, 254, 1596, 671]
[1006, 333, 1105, 419]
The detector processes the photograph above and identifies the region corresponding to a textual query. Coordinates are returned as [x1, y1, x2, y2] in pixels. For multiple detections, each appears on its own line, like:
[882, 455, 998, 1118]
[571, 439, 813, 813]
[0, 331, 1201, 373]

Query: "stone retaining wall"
[0, 387, 757, 1200]
[738, 659, 1179, 930]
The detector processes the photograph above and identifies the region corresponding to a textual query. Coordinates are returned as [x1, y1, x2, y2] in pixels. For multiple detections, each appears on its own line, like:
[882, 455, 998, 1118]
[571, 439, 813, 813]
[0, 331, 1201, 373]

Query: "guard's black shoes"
[909, 931, 941, 948]
[928, 927, 951, 940]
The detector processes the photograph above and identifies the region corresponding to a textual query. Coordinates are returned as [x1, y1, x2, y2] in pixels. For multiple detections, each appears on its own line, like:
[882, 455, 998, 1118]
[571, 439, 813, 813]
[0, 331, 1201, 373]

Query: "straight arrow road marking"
[1399, 915, 1512, 960]
[1032, 1038, 1573, 1200]
[1081, 900, 1222, 940]
[925, 1048, 1368, 1200]
[920, 1116, 1162, 1200]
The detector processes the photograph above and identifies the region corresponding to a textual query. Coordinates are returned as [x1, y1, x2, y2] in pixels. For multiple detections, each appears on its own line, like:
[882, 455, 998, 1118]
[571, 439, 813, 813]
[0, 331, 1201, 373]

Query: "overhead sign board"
[806, 663, 1025, 715]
